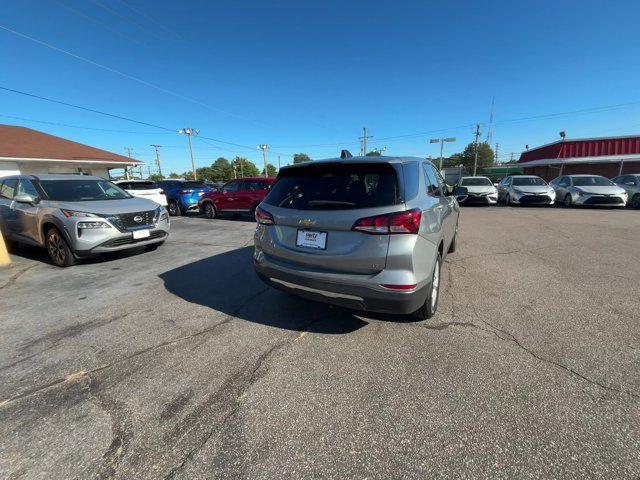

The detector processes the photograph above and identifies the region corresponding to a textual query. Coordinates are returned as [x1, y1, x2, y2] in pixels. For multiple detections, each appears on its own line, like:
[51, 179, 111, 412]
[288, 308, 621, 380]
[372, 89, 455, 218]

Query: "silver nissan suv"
[253, 155, 460, 319]
[0, 174, 170, 267]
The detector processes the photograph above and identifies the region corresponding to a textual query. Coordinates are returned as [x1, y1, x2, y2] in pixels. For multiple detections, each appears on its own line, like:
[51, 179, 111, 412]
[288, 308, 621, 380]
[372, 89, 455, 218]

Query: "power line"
[87, 0, 165, 41]
[0, 85, 174, 131]
[115, 0, 186, 41]
[0, 23, 266, 126]
[0, 113, 173, 135]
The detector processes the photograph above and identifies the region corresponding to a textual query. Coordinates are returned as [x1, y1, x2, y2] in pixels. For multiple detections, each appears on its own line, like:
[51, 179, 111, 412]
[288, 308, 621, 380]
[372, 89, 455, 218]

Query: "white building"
[0, 125, 141, 178]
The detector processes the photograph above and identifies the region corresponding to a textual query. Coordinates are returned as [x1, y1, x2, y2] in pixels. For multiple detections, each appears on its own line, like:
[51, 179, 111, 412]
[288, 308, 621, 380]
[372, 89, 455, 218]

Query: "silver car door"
[12, 178, 42, 244]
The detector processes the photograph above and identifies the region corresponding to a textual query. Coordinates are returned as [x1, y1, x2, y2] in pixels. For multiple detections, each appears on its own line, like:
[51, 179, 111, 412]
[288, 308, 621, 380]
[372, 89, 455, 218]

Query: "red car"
[198, 177, 275, 219]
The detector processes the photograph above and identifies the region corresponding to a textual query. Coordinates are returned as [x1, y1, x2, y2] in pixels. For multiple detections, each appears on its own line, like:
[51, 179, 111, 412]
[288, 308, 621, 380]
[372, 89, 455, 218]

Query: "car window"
[572, 176, 613, 187]
[423, 163, 441, 197]
[403, 162, 420, 200]
[558, 177, 570, 187]
[512, 177, 546, 186]
[624, 176, 637, 186]
[223, 181, 239, 192]
[17, 179, 40, 199]
[264, 162, 399, 210]
[246, 180, 265, 191]
[0, 178, 18, 199]
[259, 180, 271, 190]
[461, 177, 492, 186]
[38, 179, 130, 201]
[128, 182, 157, 190]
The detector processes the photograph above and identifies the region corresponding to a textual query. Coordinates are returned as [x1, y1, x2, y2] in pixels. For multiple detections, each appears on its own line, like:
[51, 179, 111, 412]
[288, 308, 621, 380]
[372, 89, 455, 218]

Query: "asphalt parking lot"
[1, 206, 639, 479]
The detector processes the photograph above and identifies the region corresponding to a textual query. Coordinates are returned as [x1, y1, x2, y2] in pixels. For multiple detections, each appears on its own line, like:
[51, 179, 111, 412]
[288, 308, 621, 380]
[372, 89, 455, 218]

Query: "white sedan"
[114, 180, 168, 206]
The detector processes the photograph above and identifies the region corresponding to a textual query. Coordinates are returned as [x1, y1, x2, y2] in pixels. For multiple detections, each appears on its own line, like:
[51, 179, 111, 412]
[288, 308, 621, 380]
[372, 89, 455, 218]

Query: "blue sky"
[2, 0, 640, 174]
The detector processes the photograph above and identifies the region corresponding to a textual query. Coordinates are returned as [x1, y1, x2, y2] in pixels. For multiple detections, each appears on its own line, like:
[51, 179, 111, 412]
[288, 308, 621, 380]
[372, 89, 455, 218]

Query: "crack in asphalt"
[0, 287, 271, 407]
[162, 311, 338, 480]
[422, 317, 640, 400]
[0, 264, 37, 290]
[84, 373, 133, 480]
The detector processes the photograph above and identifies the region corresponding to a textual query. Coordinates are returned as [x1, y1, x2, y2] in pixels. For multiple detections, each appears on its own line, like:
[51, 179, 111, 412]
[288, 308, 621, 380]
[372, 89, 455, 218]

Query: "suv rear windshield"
[512, 177, 546, 186]
[128, 181, 158, 190]
[38, 179, 130, 201]
[264, 162, 399, 210]
[181, 181, 206, 189]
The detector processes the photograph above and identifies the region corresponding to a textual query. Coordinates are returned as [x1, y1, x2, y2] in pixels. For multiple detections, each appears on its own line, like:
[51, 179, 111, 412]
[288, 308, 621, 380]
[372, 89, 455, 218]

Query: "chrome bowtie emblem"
[133, 215, 143, 223]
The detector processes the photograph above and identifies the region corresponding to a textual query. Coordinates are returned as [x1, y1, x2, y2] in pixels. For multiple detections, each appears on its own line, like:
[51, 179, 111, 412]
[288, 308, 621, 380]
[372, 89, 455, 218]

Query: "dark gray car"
[0, 174, 170, 266]
[253, 156, 460, 319]
[611, 174, 640, 208]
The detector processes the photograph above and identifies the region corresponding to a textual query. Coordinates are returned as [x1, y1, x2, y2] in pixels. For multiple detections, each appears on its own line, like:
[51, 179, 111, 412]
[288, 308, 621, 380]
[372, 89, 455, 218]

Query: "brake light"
[352, 208, 421, 234]
[178, 189, 193, 194]
[255, 206, 275, 225]
[159, 190, 165, 195]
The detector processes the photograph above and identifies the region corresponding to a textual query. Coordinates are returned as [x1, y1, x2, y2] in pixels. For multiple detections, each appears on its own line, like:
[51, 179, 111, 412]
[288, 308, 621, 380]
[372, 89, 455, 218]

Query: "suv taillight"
[352, 208, 421, 234]
[255, 206, 275, 225]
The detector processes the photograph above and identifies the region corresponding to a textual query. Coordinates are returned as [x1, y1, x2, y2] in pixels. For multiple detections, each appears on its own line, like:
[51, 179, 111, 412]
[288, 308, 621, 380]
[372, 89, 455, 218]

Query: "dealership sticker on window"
[296, 230, 327, 250]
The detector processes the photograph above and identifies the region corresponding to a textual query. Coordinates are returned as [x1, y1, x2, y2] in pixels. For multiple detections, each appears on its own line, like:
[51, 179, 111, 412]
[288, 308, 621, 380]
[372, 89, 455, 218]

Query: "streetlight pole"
[429, 137, 456, 171]
[256, 144, 270, 177]
[179, 128, 199, 180]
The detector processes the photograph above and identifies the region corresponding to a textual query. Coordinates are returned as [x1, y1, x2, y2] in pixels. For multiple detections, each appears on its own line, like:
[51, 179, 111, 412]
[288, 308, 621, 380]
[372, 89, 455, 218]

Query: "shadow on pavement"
[159, 246, 380, 334]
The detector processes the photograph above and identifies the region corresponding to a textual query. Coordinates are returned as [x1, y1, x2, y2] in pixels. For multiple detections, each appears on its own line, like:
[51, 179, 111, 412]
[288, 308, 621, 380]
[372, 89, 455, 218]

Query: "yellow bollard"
[0, 230, 10, 266]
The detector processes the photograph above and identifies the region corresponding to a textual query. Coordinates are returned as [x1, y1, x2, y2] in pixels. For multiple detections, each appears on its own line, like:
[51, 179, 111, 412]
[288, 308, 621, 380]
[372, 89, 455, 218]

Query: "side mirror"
[13, 193, 37, 204]
[453, 186, 468, 196]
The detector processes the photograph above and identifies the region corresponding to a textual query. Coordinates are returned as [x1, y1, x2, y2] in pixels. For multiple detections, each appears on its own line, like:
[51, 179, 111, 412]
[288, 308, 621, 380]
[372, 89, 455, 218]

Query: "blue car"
[156, 180, 210, 216]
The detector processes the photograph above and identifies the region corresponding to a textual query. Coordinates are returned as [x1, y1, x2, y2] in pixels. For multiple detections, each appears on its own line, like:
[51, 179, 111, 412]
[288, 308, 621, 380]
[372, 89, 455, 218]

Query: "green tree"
[366, 151, 381, 156]
[232, 157, 260, 177]
[448, 143, 494, 171]
[211, 157, 233, 182]
[196, 167, 214, 181]
[148, 173, 163, 181]
[262, 163, 277, 177]
[168, 172, 181, 179]
[293, 153, 311, 164]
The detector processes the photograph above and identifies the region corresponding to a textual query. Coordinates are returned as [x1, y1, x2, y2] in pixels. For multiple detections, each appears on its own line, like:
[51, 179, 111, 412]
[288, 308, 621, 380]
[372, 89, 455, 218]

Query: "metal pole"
[619, 158, 624, 176]
[473, 124, 481, 176]
[439, 140, 444, 171]
[363, 127, 368, 156]
[151, 144, 163, 179]
[278, 155, 281, 170]
[262, 148, 268, 177]
[187, 133, 197, 180]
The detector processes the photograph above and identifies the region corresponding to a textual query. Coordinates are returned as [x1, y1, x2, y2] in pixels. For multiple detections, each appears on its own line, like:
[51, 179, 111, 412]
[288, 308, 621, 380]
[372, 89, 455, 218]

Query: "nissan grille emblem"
[133, 215, 143, 223]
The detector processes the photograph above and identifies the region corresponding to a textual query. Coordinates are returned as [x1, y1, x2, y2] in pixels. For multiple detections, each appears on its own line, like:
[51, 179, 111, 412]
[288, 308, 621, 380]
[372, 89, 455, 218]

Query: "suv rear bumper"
[254, 256, 429, 315]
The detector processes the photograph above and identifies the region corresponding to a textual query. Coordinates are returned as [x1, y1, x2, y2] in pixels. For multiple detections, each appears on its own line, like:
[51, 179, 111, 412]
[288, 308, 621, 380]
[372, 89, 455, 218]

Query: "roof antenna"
[340, 149, 353, 159]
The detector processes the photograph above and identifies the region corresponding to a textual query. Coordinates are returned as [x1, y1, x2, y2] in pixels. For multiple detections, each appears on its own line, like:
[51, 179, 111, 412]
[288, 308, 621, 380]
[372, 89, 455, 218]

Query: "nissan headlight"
[156, 206, 169, 222]
[61, 209, 99, 218]
[77, 221, 110, 229]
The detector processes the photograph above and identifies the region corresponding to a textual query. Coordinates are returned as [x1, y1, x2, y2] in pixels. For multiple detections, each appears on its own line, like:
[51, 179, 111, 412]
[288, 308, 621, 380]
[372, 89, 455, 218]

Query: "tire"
[168, 201, 182, 217]
[412, 253, 442, 320]
[505, 193, 511, 206]
[448, 224, 458, 254]
[203, 202, 217, 219]
[632, 194, 640, 209]
[564, 194, 573, 208]
[45, 227, 76, 267]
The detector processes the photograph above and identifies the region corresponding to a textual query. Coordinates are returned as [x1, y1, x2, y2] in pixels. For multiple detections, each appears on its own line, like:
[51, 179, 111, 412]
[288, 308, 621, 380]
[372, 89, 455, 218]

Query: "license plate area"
[132, 229, 151, 239]
[296, 229, 327, 250]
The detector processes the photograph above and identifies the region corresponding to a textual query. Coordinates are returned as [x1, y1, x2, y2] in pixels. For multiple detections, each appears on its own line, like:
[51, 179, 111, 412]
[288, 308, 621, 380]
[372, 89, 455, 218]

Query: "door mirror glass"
[13, 193, 37, 204]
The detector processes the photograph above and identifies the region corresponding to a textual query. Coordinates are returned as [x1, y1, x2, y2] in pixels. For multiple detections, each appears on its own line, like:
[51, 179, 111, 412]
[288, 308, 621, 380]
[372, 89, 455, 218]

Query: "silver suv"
[0, 174, 170, 267]
[253, 156, 460, 319]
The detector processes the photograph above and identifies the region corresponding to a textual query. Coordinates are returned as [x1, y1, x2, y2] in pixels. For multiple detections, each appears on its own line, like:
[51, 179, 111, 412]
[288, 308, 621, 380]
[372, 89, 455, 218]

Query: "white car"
[549, 175, 627, 207]
[114, 180, 167, 206]
[455, 176, 498, 205]
[497, 175, 556, 206]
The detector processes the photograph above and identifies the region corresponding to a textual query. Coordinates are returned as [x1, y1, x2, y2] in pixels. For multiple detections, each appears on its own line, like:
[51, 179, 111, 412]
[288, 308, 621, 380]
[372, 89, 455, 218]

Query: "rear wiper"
[308, 200, 356, 207]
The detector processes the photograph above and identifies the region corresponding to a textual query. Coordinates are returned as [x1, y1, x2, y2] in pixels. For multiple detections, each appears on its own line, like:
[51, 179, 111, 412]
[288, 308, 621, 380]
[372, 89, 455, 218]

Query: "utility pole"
[124, 147, 134, 180]
[178, 128, 199, 180]
[256, 144, 270, 177]
[358, 127, 373, 156]
[278, 155, 281, 170]
[429, 138, 456, 171]
[494, 142, 499, 165]
[472, 124, 481, 176]
[151, 144, 163, 179]
[510, 152, 515, 163]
